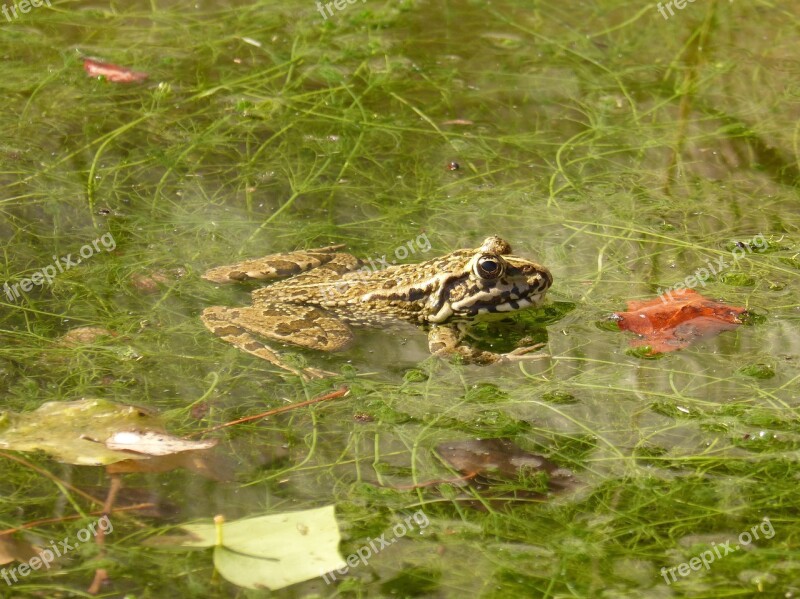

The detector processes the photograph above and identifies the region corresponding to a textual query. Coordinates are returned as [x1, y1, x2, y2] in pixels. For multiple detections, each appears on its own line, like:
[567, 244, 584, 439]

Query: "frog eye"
[475, 255, 505, 279]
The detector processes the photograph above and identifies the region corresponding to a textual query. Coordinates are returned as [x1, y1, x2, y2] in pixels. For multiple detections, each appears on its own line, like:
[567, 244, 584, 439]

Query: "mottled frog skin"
[202, 236, 552, 378]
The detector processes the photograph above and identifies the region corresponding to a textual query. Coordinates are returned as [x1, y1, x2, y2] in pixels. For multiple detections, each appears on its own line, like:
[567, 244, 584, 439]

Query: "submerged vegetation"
[0, 0, 798, 596]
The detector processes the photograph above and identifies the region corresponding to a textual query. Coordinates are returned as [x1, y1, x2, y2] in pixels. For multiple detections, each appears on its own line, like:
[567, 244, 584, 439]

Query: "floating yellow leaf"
[147, 506, 345, 590]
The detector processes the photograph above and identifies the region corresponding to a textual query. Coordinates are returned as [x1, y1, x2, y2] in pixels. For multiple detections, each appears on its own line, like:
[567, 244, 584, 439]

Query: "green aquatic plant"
[0, 0, 797, 596]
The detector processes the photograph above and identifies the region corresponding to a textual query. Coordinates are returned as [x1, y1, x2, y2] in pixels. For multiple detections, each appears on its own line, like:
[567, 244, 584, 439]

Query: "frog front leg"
[427, 324, 547, 365]
[201, 304, 354, 379]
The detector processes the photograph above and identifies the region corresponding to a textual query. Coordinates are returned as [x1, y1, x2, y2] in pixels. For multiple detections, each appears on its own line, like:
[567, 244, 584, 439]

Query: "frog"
[201, 236, 552, 378]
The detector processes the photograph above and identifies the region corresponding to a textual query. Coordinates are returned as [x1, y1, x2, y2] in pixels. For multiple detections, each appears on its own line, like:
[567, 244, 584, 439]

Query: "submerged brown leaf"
[129, 271, 171, 294]
[436, 438, 574, 501]
[0, 536, 39, 565]
[57, 326, 117, 347]
[437, 438, 561, 479]
[106, 447, 231, 481]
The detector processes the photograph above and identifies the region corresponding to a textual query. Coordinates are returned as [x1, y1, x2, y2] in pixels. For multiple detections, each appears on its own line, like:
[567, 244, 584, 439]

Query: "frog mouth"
[447, 283, 547, 319]
[470, 295, 538, 315]
[457, 292, 544, 317]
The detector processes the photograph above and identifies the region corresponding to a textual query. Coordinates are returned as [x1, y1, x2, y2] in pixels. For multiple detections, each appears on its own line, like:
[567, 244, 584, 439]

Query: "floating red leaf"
[83, 58, 148, 83]
[614, 288, 746, 354]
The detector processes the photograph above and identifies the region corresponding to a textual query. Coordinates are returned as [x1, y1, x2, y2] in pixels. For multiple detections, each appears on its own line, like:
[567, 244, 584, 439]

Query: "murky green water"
[0, 0, 798, 597]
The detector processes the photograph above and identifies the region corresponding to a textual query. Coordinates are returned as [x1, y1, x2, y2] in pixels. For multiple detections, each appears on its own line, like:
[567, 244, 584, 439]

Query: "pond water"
[0, 0, 798, 597]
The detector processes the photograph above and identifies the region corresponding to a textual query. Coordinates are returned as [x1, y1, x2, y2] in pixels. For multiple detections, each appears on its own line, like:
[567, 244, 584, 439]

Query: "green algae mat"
[0, 0, 799, 597]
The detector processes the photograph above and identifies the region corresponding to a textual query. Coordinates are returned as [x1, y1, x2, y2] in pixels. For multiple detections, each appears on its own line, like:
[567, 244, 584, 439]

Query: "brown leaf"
[83, 58, 148, 83]
[107, 448, 232, 481]
[437, 438, 560, 479]
[614, 289, 746, 354]
[129, 271, 170, 294]
[57, 326, 117, 347]
[436, 438, 574, 494]
[0, 536, 39, 565]
[190, 401, 211, 421]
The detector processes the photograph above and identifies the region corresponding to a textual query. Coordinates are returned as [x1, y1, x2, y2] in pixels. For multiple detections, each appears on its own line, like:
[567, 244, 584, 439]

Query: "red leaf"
[83, 58, 148, 83]
[614, 288, 746, 354]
